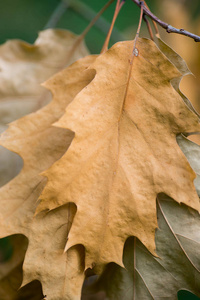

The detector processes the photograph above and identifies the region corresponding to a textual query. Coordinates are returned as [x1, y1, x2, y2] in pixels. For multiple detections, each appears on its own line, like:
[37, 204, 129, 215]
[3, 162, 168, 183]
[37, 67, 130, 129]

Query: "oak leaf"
[0, 29, 89, 187]
[0, 55, 96, 299]
[84, 41, 200, 300]
[38, 38, 200, 272]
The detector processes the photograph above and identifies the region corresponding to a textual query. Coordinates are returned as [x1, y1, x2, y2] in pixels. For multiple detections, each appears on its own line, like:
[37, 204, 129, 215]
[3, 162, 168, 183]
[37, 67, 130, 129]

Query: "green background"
[0, 0, 144, 53]
[1, 0, 200, 54]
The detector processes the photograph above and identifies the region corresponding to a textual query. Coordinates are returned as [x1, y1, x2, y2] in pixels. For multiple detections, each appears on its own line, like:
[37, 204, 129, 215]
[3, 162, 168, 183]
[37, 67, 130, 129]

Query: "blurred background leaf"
[159, 0, 200, 144]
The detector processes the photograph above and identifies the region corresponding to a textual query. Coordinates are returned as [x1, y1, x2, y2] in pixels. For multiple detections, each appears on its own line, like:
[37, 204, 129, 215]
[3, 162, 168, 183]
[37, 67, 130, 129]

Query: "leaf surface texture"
[39, 38, 200, 270]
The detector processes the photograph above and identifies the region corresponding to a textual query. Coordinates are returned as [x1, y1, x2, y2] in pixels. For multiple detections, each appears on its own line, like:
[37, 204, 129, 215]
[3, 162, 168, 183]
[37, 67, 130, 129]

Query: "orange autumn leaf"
[38, 38, 200, 271]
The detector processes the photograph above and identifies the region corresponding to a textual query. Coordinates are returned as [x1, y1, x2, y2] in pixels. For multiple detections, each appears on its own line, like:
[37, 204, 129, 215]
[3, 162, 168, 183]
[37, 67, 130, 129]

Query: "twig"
[101, 0, 125, 53]
[80, 0, 116, 40]
[67, 0, 124, 43]
[131, 0, 200, 42]
[44, 1, 70, 29]
[132, 2, 144, 59]
[59, 0, 118, 67]
[143, 14, 154, 41]
[143, 0, 159, 35]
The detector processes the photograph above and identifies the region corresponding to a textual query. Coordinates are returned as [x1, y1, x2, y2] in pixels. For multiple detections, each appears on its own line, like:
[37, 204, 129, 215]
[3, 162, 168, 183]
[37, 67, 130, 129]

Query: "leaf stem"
[131, 0, 200, 42]
[143, 14, 154, 41]
[101, 0, 125, 54]
[132, 1, 143, 59]
[57, 0, 118, 67]
[68, 0, 124, 43]
[79, 0, 116, 40]
[118, 4, 143, 123]
[143, 0, 159, 35]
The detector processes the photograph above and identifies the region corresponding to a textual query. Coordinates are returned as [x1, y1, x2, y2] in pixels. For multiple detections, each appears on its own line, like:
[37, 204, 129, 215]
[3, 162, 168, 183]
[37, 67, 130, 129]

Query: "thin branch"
[131, 0, 200, 42]
[67, 0, 125, 43]
[80, 0, 116, 40]
[143, 0, 159, 35]
[59, 0, 118, 67]
[44, 1, 70, 29]
[143, 14, 154, 41]
[132, 2, 144, 58]
[101, 0, 125, 53]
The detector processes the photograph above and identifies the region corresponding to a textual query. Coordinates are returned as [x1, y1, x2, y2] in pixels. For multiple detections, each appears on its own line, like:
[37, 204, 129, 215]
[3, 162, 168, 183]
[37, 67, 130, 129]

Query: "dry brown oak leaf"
[0, 55, 96, 299]
[83, 41, 200, 299]
[38, 38, 200, 271]
[0, 28, 89, 187]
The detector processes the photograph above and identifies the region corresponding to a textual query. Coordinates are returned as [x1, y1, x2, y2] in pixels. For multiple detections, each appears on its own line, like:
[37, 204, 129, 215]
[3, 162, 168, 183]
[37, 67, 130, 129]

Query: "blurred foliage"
[0, 0, 199, 54]
[0, 0, 156, 53]
[0, 0, 200, 50]
[159, 0, 200, 144]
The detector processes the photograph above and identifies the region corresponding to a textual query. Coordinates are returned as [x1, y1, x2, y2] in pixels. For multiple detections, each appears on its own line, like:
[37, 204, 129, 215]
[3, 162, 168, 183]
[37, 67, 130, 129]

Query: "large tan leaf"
[38, 38, 200, 271]
[0, 29, 89, 187]
[88, 196, 200, 299]
[0, 55, 96, 299]
[83, 42, 200, 299]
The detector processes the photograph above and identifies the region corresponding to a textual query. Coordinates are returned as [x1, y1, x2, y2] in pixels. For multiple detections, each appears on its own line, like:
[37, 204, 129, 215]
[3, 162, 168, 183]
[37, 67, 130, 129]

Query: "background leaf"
[0, 55, 96, 299]
[0, 29, 89, 187]
[88, 196, 200, 300]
